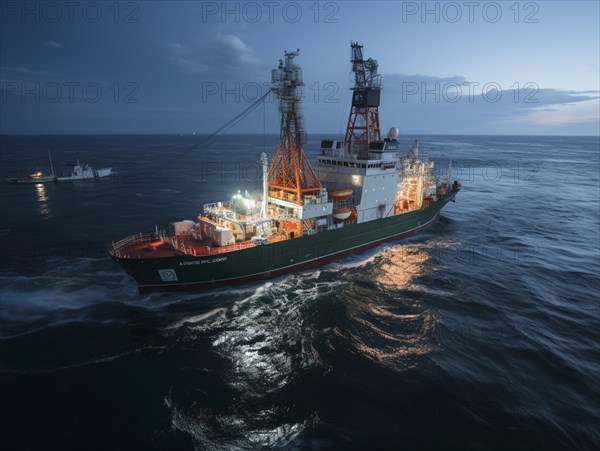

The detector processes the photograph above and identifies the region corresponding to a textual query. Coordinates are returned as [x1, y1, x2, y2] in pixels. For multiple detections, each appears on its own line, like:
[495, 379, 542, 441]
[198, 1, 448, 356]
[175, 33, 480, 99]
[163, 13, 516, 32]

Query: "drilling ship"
[110, 43, 461, 293]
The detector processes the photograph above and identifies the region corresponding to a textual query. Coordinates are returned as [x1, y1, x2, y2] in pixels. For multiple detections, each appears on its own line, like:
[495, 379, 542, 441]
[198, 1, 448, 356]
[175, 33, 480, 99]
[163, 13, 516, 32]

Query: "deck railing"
[110, 225, 292, 259]
[110, 232, 156, 254]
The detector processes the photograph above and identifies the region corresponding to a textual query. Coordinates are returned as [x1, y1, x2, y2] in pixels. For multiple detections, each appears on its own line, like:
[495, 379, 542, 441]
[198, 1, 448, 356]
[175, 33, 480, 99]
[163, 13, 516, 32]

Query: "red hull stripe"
[137, 214, 439, 293]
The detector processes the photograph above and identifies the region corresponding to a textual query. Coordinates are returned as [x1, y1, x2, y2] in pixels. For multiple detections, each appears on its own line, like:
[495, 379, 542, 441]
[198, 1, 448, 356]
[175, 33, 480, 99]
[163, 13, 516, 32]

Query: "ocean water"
[0, 134, 598, 450]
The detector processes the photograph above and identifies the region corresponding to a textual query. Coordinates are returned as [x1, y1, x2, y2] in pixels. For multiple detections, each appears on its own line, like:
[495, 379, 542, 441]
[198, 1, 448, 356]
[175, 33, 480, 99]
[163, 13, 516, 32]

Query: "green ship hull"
[112, 192, 457, 293]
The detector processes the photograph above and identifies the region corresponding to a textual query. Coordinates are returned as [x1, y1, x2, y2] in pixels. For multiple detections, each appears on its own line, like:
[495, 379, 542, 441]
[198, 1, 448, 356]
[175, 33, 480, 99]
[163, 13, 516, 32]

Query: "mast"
[344, 42, 382, 159]
[417, 162, 424, 208]
[260, 152, 269, 219]
[48, 151, 55, 178]
[267, 49, 321, 205]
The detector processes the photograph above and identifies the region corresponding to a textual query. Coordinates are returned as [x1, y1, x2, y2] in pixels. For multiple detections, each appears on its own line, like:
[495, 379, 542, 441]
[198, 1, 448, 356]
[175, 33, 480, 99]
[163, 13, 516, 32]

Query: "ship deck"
[112, 232, 289, 260]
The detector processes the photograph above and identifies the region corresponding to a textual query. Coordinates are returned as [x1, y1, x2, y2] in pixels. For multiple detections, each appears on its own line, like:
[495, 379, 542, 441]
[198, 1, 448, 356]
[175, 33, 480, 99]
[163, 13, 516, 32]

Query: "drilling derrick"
[268, 50, 321, 205]
[344, 42, 382, 159]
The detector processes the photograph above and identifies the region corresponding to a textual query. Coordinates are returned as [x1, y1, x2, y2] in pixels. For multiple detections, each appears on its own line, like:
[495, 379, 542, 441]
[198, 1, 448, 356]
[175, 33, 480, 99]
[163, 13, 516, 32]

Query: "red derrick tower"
[344, 42, 382, 159]
[268, 50, 321, 205]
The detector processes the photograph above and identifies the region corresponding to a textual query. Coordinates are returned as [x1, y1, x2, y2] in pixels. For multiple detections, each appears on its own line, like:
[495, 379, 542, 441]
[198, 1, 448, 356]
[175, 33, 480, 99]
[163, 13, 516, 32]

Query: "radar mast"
[344, 42, 382, 159]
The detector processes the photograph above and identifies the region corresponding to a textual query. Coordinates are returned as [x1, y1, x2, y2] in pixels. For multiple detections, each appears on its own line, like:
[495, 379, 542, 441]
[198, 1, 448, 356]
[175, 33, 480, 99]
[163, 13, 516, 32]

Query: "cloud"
[1, 66, 59, 79]
[167, 34, 262, 77]
[373, 74, 600, 134]
[382, 74, 599, 109]
[528, 89, 600, 107]
[44, 41, 64, 49]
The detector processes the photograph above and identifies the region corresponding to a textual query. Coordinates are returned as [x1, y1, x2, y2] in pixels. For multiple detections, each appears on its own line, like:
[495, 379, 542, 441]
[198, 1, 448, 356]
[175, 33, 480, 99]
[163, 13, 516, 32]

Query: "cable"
[183, 88, 273, 157]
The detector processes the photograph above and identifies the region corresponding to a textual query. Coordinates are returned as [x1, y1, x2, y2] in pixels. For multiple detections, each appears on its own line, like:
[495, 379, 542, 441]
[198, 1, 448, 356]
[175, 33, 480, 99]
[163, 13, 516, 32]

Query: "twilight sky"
[1, 1, 599, 135]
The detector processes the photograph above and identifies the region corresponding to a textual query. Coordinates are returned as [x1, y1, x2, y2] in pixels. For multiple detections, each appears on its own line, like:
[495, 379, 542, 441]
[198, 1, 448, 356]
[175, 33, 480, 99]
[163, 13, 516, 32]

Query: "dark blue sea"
[0, 134, 598, 450]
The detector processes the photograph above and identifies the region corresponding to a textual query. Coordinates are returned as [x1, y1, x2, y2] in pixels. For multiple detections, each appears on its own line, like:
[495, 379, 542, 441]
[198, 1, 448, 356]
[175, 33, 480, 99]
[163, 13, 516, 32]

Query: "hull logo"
[158, 269, 178, 282]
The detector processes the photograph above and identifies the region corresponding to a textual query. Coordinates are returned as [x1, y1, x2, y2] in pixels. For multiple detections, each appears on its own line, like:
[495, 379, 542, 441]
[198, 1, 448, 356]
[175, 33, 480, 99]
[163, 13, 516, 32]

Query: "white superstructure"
[57, 160, 112, 181]
[317, 130, 438, 225]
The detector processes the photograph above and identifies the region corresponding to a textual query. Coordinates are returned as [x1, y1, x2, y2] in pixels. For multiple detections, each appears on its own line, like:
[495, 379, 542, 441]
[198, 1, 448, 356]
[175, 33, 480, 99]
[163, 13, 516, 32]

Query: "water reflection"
[35, 183, 47, 201]
[35, 183, 52, 219]
[376, 244, 430, 290]
[342, 244, 439, 369]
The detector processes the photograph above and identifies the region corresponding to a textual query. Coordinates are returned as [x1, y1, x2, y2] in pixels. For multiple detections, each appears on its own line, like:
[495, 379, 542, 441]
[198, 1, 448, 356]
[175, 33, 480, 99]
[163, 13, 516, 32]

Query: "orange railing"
[110, 232, 156, 256]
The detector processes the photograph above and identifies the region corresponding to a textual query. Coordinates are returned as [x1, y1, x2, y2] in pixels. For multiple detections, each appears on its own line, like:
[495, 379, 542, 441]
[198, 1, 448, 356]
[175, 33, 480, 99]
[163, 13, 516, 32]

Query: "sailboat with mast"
[7, 151, 57, 184]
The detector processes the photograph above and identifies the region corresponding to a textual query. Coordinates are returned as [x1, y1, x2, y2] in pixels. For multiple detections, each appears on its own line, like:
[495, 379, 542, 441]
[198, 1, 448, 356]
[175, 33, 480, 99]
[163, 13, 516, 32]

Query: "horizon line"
[1, 133, 599, 138]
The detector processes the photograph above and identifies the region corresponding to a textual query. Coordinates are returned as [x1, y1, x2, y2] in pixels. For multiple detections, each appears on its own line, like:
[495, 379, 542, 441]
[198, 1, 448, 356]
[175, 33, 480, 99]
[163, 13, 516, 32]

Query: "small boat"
[333, 207, 353, 222]
[7, 151, 57, 184]
[8, 171, 57, 184]
[57, 160, 112, 181]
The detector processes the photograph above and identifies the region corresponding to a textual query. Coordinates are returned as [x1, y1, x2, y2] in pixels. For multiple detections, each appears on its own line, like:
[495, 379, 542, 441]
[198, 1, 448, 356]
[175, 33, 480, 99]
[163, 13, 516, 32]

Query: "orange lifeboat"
[329, 189, 353, 201]
[333, 207, 353, 222]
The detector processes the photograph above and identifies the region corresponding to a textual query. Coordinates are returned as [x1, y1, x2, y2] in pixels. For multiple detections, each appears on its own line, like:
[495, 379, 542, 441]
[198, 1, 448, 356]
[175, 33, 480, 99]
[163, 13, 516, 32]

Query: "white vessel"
[56, 160, 112, 181]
